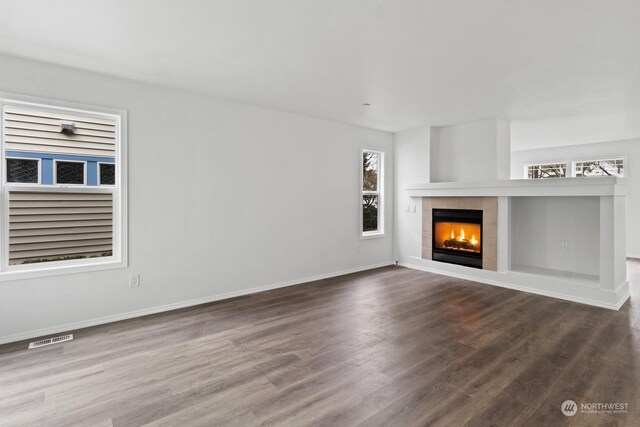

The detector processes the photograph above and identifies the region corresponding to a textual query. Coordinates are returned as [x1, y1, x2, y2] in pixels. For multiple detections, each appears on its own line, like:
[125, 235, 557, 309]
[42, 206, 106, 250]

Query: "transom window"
[99, 163, 115, 185]
[525, 159, 625, 179]
[361, 149, 384, 237]
[526, 163, 567, 179]
[575, 159, 624, 177]
[55, 160, 86, 185]
[6, 158, 39, 183]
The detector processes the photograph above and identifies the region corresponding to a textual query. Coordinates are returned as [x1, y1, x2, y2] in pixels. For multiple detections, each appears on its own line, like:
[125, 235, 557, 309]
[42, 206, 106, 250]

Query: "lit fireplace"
[432, 209, 483, 268]
[435, 222, 481, 253]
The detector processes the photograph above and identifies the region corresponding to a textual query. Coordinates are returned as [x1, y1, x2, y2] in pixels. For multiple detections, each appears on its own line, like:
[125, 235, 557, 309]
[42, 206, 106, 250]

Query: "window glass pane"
[7, 159, 38, 183]
[8, 191, 113, 265]
[363, 152, 379, 191]
[56, 161, 85, 184]
[527, 163, 566, 179]
[363, 195, 378, 232]
[1, 101, 123, 272]
[575, 159, 624, 177]
[99, 163, 115, 185]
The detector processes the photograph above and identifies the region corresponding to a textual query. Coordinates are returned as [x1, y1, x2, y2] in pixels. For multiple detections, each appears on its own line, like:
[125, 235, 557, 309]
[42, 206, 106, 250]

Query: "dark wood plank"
[1, 261, 639, 426]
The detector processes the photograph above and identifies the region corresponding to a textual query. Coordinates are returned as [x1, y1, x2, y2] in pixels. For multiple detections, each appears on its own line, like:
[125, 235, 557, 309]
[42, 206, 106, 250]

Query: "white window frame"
[523, 157, 627, 179]
[5, 157, 41, 185]
[360, 149, 385, 239]
[0, 94, 128, 281]
[523, 161, 568, 179]
[572, 157, 625, 178]
[97, 162, 116, 186]
[53, 159, 87, 186]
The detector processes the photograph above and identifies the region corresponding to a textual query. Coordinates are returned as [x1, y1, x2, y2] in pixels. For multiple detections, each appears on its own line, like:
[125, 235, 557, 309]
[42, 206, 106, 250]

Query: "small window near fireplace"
[361, 149, 384, 237]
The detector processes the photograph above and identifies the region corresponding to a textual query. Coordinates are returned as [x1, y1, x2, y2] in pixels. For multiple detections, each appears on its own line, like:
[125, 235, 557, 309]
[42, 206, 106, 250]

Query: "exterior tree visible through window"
[527, 163, 567, 179]
[362, 150, 384, 236]
[575, 159, 624, 177]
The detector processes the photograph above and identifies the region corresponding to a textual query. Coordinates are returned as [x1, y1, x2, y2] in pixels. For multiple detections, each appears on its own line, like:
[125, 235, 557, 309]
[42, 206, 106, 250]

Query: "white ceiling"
[0, 0, 639, 150]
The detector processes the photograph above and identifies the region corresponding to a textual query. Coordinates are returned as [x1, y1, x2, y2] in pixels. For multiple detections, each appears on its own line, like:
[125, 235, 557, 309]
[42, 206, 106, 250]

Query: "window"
[6, 158, 39, 183]
[525, 158, 626, 179]
[361, 149, 384, 236]
[55, 160, 86, 185]
[99, 163, 115, 185]
[526, 163, 567, 179]
[575, 159, 624, 177]
[0, 96, 127, 278]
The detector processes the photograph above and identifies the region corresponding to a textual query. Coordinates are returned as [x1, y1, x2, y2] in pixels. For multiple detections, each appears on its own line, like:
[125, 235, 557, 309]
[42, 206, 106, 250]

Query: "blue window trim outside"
[87, 162, 98, 186]
[42, 159, 53, 185]
[5, 151, 115, 186]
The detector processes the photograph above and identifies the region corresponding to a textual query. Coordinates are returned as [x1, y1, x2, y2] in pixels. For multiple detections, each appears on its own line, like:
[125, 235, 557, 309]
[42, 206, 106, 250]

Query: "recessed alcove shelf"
[406, 177, 629, 309]
[509, 264, 599, 287]
[510, 195, 601, 285]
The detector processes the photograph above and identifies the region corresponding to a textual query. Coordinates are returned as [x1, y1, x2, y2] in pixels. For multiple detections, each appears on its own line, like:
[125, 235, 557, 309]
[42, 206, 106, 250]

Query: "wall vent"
[28, 334, 73, 349]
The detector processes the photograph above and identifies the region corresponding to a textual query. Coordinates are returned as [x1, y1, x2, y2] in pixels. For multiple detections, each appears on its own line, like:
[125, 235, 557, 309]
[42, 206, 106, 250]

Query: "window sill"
[0, 257, 127, 282]
[361, 231, 385, 240]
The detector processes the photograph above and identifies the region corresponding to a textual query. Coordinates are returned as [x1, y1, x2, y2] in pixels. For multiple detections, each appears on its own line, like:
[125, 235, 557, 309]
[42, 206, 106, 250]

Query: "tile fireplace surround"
[422, 197, 498, 271]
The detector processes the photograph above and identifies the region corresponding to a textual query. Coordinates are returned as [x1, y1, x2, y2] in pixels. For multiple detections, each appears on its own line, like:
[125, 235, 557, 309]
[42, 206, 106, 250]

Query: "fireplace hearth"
[432, 208, 483, 269]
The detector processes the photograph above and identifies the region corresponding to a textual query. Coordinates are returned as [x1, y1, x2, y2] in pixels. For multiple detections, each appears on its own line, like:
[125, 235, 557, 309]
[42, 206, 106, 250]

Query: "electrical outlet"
[561, 240, 569, 250]
[129, 274, 140, 288]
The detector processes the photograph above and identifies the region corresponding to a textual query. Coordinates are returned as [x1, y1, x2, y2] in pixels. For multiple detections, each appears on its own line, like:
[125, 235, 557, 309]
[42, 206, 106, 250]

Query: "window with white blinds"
[0, 96, 127, 277]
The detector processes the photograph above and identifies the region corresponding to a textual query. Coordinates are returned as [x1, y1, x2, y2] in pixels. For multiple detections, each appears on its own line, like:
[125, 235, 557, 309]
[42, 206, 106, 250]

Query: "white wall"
[511, 139, 640, 257]
[511, 111, 640, 152]
[430, 119, 510, 183]
[0, 54, 394, 343]
[510, 197, 600, 276]
[394, 127, 430, 264]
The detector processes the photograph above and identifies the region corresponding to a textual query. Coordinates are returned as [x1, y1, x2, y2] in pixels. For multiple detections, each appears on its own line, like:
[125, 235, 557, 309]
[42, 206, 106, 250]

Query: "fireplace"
[432, 208, 483, 269]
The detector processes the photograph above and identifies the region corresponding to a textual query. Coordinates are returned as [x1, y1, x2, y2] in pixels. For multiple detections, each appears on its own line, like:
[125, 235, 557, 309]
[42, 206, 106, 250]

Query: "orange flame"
[439, 222, 481, 252]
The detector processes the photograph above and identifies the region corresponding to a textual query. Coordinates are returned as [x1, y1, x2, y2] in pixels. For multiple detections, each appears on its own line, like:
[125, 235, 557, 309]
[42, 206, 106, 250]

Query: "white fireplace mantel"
[404, 176, 629, 310]
[406, 177, 626, 198]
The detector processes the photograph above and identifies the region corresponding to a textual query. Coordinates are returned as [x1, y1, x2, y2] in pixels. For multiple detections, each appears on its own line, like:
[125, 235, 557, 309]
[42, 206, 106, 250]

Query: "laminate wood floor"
[2, 262, 640, 427]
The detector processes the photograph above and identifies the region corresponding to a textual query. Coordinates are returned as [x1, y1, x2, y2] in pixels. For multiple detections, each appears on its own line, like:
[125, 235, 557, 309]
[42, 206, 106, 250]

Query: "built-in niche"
[510, 196, 600, 282]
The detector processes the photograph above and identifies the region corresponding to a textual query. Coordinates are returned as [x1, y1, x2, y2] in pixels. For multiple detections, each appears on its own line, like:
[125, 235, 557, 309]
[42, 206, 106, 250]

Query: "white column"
[497, 196, 510, 272]
[599, 195, 627, 291]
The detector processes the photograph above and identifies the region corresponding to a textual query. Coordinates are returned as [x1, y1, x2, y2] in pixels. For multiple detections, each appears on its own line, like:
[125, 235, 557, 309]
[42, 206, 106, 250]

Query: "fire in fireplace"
[432, 209, 483, 268]
[435, 222, 481, 253]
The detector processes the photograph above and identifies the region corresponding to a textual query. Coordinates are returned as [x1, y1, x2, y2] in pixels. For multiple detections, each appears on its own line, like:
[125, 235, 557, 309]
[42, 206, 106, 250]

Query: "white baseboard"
[615, 287, 631, 310]
[0, 261, 394, 345]
[399, 261, 630, 311]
